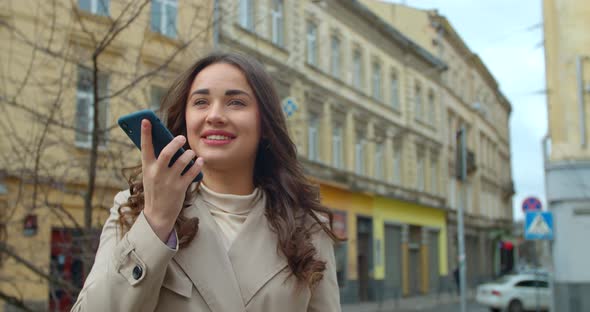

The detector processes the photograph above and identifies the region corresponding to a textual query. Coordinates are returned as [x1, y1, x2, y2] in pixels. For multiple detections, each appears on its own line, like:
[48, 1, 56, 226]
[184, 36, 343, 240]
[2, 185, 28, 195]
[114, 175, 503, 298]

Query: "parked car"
[476, 274, 550, 312]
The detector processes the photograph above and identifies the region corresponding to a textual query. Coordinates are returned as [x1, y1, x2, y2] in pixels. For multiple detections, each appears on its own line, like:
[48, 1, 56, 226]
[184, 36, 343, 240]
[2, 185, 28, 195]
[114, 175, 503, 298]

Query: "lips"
[200, 130, 236, 146]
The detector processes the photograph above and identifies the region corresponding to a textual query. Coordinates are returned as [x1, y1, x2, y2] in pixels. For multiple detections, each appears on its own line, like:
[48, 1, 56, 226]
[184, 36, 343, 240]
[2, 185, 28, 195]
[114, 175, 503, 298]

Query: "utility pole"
[456, 126, 468, 312]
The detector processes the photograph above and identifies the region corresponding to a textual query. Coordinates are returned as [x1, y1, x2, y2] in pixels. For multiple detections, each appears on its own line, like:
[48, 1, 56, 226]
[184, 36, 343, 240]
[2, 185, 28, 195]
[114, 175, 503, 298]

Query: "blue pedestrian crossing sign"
[524, 211, 554, 240]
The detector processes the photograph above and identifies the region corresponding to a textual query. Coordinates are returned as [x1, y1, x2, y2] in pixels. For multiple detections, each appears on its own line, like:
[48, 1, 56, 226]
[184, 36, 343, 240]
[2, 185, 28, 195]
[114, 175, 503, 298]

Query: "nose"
[205, 100, 227, 126]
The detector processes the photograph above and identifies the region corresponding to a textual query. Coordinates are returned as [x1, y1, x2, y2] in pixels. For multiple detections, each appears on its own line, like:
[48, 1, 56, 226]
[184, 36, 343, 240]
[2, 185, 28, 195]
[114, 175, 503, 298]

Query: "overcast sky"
[384, 0, 546, 220]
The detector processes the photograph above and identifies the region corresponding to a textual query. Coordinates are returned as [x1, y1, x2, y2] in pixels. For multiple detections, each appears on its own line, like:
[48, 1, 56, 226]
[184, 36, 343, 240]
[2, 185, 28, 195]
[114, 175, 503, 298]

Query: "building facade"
[0, 0, 213, 310]
[217, 0, 453, 303]
[543, 0, 590, 310]
[359, 0, 514, 288]
[0, 0, 514, 309]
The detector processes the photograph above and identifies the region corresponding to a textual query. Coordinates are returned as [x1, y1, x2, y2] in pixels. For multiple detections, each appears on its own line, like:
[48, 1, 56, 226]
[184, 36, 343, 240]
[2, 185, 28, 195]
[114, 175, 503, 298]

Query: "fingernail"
[178, 136, 186, 143]
[142, 120, 147, 128]
[196, 157, 204, 166]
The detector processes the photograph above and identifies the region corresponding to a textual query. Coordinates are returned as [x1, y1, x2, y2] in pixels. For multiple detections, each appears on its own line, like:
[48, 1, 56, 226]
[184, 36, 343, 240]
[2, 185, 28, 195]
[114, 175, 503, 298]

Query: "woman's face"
[185, 63, 261, 171]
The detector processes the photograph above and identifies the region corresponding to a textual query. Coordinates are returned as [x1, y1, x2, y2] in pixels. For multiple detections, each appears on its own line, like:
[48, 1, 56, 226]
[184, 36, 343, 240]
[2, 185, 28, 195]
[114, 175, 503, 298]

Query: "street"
[396, 301, 488, 312]
[342, 297, 489, 312]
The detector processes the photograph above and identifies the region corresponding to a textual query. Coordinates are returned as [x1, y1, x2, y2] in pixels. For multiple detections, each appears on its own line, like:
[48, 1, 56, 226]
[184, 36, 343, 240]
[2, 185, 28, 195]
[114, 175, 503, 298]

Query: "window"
[355, 135, 365, 175]
[151, 0, 178, 38]
[49, 228, 100, 311]
[306, 22, 318, 66]
[372, 62, 382, 101]
[416, 151, 424, 191]
[352, 49, 363, 90]
[448, 115, 454, 147]
[393, 143, 401, 184]
[390, 72, 399, 110]
[308, 114, 319, 162]
[239, 0, 254, 31]
[515, 280, 549, 288]
[332, 126, 343, 169]
[415, 83, 422, 120]
[76, 66, 109, 147]
[79, 0, 109, 16]
[375, 143, 384, 179]
[271, 0, 284, 46]
[428, 91, 436, 124]
[331, 36, 341, 78]
[430, 157, 438, 194]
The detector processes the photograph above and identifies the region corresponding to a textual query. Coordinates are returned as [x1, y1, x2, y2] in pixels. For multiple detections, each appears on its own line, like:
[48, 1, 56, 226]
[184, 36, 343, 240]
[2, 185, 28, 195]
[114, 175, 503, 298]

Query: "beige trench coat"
[71, 190, 341, 312]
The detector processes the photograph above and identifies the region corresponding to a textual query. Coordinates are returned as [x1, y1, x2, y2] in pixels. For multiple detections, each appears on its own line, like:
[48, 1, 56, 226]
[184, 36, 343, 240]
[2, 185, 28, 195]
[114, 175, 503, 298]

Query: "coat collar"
[172, 192, 288, 310]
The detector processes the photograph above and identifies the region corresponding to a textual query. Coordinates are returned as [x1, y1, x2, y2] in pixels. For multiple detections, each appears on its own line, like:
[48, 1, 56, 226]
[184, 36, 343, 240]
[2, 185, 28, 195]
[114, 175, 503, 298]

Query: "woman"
[71, 52, 342, 312]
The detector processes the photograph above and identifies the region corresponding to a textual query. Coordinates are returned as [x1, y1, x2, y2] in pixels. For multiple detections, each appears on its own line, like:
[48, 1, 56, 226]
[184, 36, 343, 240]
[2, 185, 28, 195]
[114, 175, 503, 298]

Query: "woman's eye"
[229, 100, 246, 106]
[194, 99, 207, 106]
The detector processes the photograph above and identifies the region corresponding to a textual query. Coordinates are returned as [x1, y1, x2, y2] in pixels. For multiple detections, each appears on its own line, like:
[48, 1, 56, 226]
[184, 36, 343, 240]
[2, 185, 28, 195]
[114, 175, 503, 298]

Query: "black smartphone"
[117, 109, 203, 183]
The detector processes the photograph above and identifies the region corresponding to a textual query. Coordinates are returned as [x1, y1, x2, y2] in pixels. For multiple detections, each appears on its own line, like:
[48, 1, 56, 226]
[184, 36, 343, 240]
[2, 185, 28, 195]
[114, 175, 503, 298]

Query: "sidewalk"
[341, 291, 475, 312]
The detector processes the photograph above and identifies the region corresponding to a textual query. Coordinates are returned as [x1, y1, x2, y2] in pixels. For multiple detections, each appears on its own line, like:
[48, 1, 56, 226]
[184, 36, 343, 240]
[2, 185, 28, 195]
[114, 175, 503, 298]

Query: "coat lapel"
[172, 196, 246, 312]
[227, 195, 289, 306]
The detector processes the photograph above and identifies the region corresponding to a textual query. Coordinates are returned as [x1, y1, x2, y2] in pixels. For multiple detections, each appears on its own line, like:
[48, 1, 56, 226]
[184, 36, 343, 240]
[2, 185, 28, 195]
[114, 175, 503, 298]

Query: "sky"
[384, 0, 547, 220]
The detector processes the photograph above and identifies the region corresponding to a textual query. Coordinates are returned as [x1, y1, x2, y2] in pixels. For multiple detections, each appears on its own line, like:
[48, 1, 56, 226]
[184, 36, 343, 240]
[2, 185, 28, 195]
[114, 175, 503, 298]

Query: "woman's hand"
[140, 119, 203, 242]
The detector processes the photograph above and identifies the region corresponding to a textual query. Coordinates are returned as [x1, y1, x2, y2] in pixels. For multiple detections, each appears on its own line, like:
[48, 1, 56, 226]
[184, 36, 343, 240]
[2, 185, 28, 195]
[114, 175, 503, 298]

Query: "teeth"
[206, 135, 231, 140]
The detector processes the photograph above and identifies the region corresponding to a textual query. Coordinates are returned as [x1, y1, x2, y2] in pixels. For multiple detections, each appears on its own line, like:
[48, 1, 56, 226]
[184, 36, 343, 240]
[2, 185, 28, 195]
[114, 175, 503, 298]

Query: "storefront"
[373, 197, 448, 298]
[319, 183, 375, 303]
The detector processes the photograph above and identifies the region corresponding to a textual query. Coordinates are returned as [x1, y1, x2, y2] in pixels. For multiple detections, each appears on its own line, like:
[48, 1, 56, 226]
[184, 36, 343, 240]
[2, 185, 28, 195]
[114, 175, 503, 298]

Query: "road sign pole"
[535, 242, 540, 312]
[457, 126, 467, 312]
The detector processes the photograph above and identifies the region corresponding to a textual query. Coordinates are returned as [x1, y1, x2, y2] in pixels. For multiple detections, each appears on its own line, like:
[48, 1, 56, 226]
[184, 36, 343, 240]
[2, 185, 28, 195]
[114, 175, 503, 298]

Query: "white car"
[476, 274, 550, 312]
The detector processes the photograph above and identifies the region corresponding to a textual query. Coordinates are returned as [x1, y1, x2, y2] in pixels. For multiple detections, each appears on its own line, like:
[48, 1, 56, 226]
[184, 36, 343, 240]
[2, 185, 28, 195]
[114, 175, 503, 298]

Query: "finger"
[158, 135, 186, 166]
[140, 119, 155, 164]
[182, 157, 204, 184]
[172, 149, 195, 176]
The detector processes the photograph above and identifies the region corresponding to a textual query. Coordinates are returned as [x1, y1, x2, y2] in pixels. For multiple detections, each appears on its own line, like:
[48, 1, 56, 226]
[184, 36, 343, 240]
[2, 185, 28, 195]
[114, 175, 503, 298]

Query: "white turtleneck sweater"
[198, 183, 262, 251]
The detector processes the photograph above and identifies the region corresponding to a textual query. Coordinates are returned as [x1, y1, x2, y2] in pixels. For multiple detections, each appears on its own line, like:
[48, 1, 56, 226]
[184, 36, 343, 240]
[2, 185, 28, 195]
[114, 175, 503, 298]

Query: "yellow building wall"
[372, 196, 448, 281]
[544, 0, 590, 161]
[0, 177, 117, 309]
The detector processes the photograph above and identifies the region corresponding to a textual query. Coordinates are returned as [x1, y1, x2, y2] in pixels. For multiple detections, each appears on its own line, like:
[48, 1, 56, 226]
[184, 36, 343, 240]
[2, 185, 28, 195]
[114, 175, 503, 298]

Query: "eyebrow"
[190, 89, 252, 99]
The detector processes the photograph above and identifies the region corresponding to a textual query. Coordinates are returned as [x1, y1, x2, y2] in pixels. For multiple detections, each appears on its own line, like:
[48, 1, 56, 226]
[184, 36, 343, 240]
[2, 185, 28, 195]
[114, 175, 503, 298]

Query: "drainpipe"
[576, 56, 587, 147]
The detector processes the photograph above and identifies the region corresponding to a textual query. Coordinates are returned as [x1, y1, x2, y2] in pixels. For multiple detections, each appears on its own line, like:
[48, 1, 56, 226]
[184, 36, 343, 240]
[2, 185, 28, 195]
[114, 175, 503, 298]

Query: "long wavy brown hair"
[118, 52, 342, 288]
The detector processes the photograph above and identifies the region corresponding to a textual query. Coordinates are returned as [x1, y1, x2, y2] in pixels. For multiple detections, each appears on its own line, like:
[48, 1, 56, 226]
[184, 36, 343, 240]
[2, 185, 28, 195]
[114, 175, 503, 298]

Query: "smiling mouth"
[205, 135, 233, 140]
[201, 134, 235, 145]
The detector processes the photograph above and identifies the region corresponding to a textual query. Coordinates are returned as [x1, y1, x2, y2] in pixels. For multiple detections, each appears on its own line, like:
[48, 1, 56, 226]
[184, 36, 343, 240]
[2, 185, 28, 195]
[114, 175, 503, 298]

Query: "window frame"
[415, 83, 423, 120]
[239, 0, 255, 31]
[308, 114, 320, 162]
[75, 66, 109, 149]
[416, 150, 425, 191]
[372, 62, 382, 101]
[352, 49, 363, 90]
[151, 0, 178, 38]
[330, 35, 341, 78]
[306, 21, 318, 66]
[428, 90, 436, 124]
[430, 156, 438, 194]
[271, 0, 284, 47]
[332, 125, 343, 169]
[375, 142, 384, 179]
[79, 0, 110, 16]
[390, 71, 400, 110]
[392, 143, 401, 184]
[355, 135, 365, 175]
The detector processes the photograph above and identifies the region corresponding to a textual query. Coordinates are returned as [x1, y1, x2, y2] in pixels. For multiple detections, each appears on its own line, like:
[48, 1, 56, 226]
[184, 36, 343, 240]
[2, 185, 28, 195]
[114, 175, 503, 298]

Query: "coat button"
[132, 265, 143, 280]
